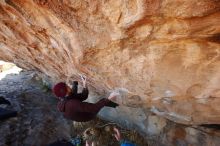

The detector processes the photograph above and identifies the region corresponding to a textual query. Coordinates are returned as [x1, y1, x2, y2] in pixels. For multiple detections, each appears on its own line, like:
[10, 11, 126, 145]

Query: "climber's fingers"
[108, 92, 120, 101]
[86, 141, 89, 146]
[80, 74, 86, 80]
[110, 92, 120, 97]
[92, 141, 96, 146]
[86, 140, 92, 146]
[113, 127, 121, 141]
[78, 74, 86, 81]
[86, 140, 96, 146]
[79, 74, 87, 87]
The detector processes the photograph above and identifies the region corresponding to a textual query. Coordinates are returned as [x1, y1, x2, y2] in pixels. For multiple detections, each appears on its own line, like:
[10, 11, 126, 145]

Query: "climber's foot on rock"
[106, 100, 119, 108]
[107, 92, 120, 108]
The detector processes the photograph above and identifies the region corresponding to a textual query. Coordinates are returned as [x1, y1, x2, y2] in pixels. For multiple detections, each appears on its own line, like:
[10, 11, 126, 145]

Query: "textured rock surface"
[0, 0, 220, 125]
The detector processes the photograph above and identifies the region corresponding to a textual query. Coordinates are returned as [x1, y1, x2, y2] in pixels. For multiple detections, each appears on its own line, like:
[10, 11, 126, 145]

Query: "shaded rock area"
[0, 71, 72, 146]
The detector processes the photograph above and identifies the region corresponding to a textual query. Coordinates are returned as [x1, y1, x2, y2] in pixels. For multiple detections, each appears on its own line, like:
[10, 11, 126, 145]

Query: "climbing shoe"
[106, 100, 119, 108]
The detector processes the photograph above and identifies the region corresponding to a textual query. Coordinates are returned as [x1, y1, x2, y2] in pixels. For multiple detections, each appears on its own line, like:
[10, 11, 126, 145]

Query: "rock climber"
[53, 75, 119, 122]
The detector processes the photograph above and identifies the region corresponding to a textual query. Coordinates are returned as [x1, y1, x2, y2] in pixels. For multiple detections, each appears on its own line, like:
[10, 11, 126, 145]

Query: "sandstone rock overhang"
[0, 0, 220, 125]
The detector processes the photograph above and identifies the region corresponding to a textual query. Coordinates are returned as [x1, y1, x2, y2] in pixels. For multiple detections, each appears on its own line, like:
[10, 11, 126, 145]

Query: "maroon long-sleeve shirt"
[57, 84, 112, 122]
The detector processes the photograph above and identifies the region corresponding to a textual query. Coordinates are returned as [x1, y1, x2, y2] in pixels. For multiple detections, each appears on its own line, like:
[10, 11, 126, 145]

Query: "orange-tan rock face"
[0, 0, 220, 125]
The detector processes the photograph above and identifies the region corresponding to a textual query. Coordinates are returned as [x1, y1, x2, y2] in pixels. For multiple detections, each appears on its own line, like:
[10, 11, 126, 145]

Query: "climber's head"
[53, 82, 71, 98]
